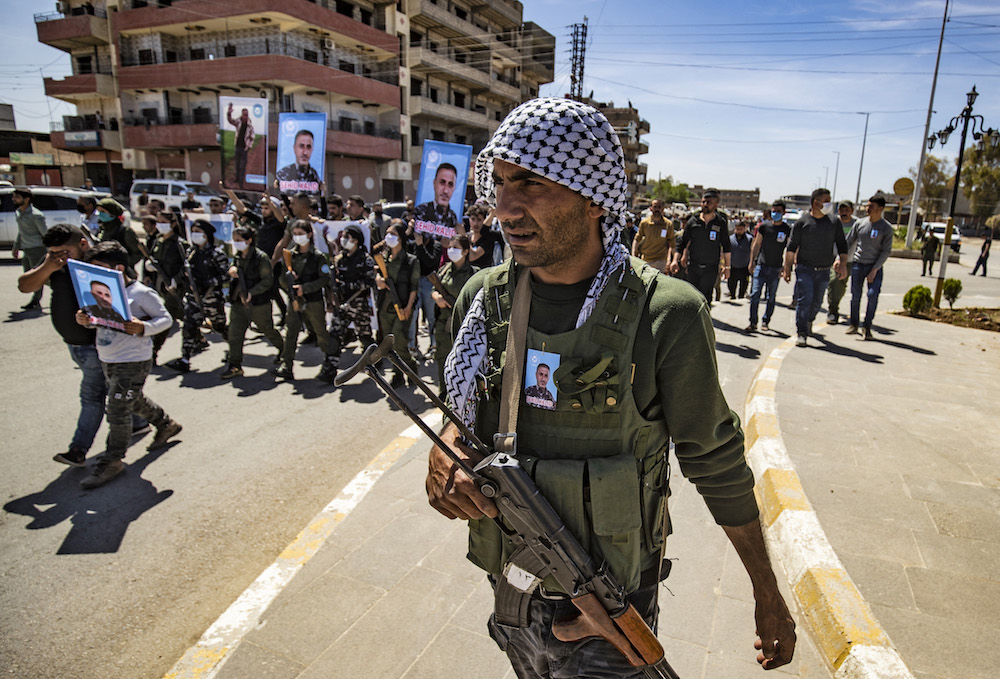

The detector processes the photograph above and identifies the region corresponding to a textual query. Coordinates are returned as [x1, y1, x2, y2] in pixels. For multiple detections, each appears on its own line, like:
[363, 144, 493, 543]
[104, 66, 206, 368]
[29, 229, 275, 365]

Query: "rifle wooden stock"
[552, 596, 664, 668]
[176, 239, 212, 330]
[136, 241, 171, 293]
[426, 271, 455, 308]
[281, 249, 302, 312]
[372, 251, 406, 320]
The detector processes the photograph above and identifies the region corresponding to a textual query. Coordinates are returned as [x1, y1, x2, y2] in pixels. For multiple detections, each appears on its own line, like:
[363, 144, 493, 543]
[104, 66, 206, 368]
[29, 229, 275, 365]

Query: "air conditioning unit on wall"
[323, 38, 334, 50]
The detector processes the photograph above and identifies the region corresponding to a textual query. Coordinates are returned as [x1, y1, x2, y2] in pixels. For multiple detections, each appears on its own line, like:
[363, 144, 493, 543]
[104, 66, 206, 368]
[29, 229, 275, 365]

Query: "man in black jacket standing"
[671, 188, 730, 304]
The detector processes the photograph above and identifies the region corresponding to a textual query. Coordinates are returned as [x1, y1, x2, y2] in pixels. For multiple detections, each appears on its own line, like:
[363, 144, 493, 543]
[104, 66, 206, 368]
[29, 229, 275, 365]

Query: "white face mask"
[190, 232, 207, 245]
[155, 222, 172, 235]
[384, 233, 400, 248]
[340, 236, 357, 251]
[821, 202, 834, 216]
[232, 240, 249, 252]
[447, 247, 464, 263]
[292, 234, 310, 247]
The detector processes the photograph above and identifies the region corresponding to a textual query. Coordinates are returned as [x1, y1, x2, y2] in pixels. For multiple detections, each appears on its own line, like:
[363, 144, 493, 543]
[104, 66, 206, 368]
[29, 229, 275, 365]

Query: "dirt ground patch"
[895, 307, 1000, 332]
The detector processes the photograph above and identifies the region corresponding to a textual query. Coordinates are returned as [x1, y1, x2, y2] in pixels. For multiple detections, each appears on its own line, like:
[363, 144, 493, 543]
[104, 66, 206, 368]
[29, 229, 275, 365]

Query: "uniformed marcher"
[430, 234, 476, 391]
[163, 220, 229, 373]
[671, 189, 731, 304]
[328, 223, 376, 369]
[275, 220, 337, 382]
[145, 210, 185, 361]
[95, 198, 142, 268]
[429, 98, 795, 678]
[375, 221, 419, 387]
[222, 225, 284, 379]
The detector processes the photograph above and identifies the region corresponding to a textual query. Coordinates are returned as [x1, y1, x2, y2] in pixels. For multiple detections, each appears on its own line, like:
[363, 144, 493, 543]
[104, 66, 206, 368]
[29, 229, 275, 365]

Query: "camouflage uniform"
[146, 233, 185, 358]
[180, 243, 230, 360]
[329, 246, 376, 364]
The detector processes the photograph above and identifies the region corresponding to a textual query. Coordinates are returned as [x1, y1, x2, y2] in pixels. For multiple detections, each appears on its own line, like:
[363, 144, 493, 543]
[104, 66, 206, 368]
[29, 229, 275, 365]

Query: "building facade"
[399, 0, 554, 199]
[37, 0, 554, 202]
[689, 185, 761, 212]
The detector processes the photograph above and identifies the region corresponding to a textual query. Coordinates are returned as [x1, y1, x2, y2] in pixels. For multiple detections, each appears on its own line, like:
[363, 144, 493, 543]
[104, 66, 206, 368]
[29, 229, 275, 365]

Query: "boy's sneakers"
[53, 447, 87, 468]
[148, 419, 183, 451]
[221, 364, 243, 379]
[81, 459, 125, 489]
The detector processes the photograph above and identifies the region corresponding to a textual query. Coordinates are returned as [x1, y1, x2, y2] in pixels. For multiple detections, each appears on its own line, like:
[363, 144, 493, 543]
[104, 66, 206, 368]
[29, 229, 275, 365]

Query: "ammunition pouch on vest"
[467, 257, 672, 594]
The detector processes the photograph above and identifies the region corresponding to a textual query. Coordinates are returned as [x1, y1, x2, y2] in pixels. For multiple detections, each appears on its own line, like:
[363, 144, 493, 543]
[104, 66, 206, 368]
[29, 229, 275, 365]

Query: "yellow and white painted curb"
[744, 338, 914, 679]
[163, 412, 443, 679]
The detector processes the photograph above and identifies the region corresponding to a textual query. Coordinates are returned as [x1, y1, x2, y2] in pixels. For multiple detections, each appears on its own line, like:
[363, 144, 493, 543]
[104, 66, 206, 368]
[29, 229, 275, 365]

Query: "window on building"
[360, 8, 372, 25]
[190, 48, 205, 61]
[304, 49, 318, 63]
[335, 1, 354, 18]
[76, 56, 93, 74]
[454, 92, 466, 108]
[429, 41, 439, 54]
[138, 49, 155, 66]
[429, 87, 438, 103]
[410, 78, 423, 96]
[164, 50, 177, 63]
[224, 44, 236, 58]
[340, 117, 356, 133]
[455, 6, 468, 20]
[339, 60, 356, 73]
[431, 129, 445, 141]
[411, 125, 420, 144]
[454, 50, 467, 64]
[455, 134, 467, 145]
[410, 31, 422, 47]
[364, 120, 375, 136]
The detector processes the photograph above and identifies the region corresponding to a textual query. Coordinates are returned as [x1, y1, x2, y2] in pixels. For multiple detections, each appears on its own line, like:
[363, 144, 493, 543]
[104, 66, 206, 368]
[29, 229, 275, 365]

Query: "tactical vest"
[467, 257, 671, 594]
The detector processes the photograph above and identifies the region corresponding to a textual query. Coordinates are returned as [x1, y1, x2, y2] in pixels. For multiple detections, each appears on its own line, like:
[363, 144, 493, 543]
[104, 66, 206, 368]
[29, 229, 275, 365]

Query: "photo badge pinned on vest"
[524, 348, 559, 411]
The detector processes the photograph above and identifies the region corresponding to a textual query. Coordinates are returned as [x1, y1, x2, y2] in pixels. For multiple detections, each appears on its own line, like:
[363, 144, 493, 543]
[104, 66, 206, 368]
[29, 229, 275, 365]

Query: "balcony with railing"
[43, 71, 116, 100]
[35, 6, 109, 51]
[117, 54, 399, 108]
[477, 0, 523, 29]
[115, 0, 397, 55]
[409, 96, 488, 128]
[409, 44, 491, 89]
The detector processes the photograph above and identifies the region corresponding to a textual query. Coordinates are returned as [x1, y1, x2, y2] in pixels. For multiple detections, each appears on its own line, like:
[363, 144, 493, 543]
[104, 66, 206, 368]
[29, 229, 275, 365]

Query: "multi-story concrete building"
[398, 0, 553, 198]
[690, 185, 762, 212]
[36, 0, 554, 202]
[37, 0, 403, 200]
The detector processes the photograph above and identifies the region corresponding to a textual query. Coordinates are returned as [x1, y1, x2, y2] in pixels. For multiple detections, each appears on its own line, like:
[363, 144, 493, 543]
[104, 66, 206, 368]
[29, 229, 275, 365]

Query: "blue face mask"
[771, 212, 782, 222]
[97, 211, 115, 223]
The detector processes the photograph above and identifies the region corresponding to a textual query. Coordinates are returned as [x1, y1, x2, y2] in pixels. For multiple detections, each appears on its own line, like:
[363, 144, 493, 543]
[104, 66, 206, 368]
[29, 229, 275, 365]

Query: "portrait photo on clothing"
[524, 348, 559, 411]
[276, 112, 327, 195]
[184, 212, 234, 244]
[218, 95, 268, 190]
[413, 140, 472, 239]
[67, 259, 132, 331]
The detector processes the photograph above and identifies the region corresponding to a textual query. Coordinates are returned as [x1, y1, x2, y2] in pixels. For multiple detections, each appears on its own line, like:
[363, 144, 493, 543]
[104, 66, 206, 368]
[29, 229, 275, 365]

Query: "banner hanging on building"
[413, 140, 472, 239]
[276, 112, 327, 195]
[219, 96, 268, 190]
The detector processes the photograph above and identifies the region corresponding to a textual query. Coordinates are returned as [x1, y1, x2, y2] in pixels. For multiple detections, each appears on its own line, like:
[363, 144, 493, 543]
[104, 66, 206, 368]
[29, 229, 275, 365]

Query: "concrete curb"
[743, 334, 914, 679]
[162, 412, 443, 679]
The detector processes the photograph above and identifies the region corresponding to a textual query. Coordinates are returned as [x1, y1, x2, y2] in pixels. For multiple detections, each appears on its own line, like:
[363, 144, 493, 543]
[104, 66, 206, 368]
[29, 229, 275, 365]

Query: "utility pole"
[906, 0, 950, 248]
[569, 17, 588, 101]
[856, 112, 870, 205]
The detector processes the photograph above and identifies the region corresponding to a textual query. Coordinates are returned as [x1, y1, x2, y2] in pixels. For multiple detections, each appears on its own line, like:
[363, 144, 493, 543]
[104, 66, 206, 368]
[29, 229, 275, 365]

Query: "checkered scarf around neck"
[444, 97, 631, 427]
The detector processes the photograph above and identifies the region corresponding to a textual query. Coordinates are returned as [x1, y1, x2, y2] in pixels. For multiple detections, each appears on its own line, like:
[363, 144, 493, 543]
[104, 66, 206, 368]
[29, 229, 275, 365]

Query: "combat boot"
[316, 355, 339, 383]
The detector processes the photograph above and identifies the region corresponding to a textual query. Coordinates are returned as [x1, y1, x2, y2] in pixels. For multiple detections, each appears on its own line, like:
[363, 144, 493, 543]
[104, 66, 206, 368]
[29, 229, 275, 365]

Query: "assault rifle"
[372, 251, 406, 321]
[175, 239, 214, 331]
[425, 271, 455, 308]
[136, 241, 173, 295]
[335, 336, 681, 679]
[281, 249, 303, 313]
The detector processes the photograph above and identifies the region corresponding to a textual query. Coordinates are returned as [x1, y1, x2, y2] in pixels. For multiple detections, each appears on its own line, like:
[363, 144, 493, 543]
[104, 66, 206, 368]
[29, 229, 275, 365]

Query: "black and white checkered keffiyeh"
[444, 97, 631, 427]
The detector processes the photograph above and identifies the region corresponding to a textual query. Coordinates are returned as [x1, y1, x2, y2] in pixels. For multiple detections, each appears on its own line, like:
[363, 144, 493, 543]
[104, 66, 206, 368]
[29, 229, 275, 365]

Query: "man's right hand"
[43, 250, 69, 271]
[427, 422, 498, 520]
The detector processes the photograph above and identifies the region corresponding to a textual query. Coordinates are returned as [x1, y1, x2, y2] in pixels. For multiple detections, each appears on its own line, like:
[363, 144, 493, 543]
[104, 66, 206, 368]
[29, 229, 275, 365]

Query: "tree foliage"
[942, 278, 962, 310]
[908, 155, 950, 219]
[646, 176, 693, 205]
[903, 285, 933, 315]
[961, 140, 1000, 220]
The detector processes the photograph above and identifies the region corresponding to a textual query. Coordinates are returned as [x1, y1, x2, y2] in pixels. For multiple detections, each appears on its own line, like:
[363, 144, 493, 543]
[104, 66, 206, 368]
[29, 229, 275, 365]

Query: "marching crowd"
[12, 178, 905, 490]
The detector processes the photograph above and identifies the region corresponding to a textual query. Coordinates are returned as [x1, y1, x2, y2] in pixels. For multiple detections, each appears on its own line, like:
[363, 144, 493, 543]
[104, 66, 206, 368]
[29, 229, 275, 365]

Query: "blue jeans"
[749, 265, 781, 326]
[849, 262, 883, 329]
[794, 265, 830, 336]
[68, 344, 107, 453]
[408, 276, 437, 349]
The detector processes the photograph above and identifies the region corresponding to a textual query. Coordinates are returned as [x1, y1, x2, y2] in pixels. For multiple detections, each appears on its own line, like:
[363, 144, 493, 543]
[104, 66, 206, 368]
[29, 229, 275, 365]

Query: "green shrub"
[903, 285, 933, 315]
[942, 278, 962, 309]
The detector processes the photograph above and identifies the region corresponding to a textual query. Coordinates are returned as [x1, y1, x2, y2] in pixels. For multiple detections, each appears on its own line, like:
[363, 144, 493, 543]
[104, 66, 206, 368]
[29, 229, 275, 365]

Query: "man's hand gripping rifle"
[335, 336, 680, 679]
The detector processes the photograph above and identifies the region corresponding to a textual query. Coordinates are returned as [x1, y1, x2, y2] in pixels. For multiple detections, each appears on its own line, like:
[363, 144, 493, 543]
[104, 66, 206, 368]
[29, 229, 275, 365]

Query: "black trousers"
[686, 262, 718, 302]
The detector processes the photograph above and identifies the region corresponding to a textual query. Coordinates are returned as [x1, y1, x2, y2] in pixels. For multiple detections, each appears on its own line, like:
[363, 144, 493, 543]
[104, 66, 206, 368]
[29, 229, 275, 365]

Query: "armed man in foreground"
[427, 98, 795, 677]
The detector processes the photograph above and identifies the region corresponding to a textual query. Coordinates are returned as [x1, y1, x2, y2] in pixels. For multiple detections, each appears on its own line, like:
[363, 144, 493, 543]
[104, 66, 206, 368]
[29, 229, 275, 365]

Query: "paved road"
[0, 245, 994, 678]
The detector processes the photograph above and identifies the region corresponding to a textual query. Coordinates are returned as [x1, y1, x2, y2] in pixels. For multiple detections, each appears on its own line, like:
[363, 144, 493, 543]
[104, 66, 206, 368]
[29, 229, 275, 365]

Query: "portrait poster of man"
[276, 112, 327, 195]
[312, 220, 371, 255]
[524, 348, 559, 411]
[413, 140, 472, 238]
[219, 96, 268, 190]
[184, 212, 234, 245]
[67, 259, 132, 332]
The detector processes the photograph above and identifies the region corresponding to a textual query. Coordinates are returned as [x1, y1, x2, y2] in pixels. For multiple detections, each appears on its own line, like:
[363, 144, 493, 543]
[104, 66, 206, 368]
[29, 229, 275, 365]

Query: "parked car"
[129, 179, 222, 215]
[924, 221, 962, 253]
[380, 201, 409, 221]
[0, 185, 114, 251]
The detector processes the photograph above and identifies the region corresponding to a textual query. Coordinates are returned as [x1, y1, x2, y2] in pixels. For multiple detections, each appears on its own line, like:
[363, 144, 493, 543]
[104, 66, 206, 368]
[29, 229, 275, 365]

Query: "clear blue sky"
[5, 1, 1000, 205]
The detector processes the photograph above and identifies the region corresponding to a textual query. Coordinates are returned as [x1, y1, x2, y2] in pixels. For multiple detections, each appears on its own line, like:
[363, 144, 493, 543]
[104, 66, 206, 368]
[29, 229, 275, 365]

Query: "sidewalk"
[194, 301, 997, 679]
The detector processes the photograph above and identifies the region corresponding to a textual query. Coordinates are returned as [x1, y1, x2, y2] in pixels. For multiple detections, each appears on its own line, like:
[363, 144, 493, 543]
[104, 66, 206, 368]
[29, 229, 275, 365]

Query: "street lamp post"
[926, 85, 1000, 306]
[832, 151, 840, 202]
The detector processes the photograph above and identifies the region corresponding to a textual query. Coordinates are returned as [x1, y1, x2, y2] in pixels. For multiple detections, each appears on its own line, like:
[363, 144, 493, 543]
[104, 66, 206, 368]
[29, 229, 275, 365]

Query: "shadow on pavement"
[4, 308, 45, 323]
[711, 318, 747, 335]
[3, 445, 175, 554]
[715, 341, 761, 360]
[810, 336, 885, 363]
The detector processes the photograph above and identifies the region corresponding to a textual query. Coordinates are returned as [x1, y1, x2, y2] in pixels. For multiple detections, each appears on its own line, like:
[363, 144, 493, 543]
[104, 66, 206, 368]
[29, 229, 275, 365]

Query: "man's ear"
[587, 201, 606, 220]
[115, 264, 127, 273]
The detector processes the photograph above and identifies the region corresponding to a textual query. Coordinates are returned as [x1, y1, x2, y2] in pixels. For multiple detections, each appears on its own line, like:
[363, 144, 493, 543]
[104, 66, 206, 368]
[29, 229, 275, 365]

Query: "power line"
[646, 123, 926, 145]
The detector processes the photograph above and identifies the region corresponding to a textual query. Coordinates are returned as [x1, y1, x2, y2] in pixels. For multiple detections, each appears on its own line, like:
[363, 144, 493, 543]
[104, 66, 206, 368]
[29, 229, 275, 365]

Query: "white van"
[129, 179, 222, 215]
[0, 186, 113, 250]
